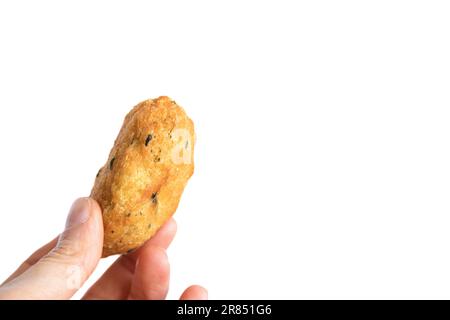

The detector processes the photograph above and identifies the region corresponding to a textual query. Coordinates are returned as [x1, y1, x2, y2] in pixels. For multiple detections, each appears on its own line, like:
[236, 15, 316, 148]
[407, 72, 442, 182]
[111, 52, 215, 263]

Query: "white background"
[0, 1, 449, 299]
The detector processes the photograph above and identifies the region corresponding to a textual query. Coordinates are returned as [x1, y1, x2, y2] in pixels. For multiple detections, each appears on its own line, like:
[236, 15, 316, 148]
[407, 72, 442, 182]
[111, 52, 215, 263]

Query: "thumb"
[1, 198, 103, 299]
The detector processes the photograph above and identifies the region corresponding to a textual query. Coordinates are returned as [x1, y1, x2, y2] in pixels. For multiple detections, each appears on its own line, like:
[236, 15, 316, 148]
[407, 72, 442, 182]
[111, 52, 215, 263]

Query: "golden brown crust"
[91, 96, 195, 257]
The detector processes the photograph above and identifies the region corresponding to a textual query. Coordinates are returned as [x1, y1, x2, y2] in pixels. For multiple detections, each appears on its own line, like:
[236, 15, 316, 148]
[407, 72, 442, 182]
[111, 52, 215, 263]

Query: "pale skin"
[0, 197, 207, 300]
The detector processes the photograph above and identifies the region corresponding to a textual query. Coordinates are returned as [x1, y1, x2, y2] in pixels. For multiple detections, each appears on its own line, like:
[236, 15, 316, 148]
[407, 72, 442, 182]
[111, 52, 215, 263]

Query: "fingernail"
[65, 198, 90, 229]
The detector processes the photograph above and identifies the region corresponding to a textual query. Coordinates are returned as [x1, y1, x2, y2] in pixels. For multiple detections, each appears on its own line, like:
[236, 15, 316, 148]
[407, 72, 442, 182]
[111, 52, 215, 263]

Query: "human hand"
[0, 198, 207, 300]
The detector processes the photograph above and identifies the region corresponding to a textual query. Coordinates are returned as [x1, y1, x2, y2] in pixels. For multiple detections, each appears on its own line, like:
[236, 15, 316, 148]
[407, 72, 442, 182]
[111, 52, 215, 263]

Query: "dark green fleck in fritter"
[145, 134, 153, 147]
[139, 211, 143, 216]
[185, 141, 189, 149]
[109, 157, 115, 170]
[148, 223, 152, 229]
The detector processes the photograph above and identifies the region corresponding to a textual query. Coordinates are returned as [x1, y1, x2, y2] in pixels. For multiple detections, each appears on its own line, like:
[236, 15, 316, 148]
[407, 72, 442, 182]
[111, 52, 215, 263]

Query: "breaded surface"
[91, 96, 195, 257]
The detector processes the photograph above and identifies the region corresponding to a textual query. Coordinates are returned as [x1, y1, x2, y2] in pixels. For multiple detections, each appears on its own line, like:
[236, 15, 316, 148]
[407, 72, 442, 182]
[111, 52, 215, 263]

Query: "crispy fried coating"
[91, 96, 195, 257]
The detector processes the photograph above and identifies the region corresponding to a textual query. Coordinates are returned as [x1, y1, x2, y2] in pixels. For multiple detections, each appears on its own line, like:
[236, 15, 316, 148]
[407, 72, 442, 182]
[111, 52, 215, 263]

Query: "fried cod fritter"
[91, 96, 195, 257]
